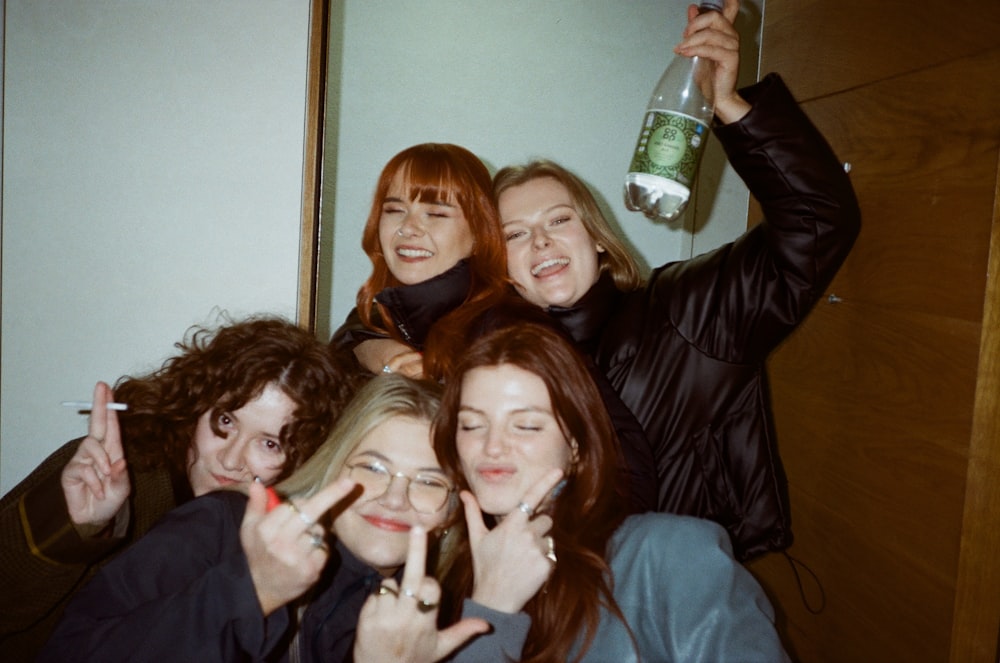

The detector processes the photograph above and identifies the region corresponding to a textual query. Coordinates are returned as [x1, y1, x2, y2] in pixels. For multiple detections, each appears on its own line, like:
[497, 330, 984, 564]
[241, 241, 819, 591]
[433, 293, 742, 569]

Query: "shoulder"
[611, 512, 733, 560]
[158, 490, 248, 530]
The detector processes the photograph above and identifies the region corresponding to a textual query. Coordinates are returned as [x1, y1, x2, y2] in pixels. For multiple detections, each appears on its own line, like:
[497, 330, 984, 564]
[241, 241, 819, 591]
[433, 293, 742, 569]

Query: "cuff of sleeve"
[458, 599, 532, 660]
[19, 474, 122, 565]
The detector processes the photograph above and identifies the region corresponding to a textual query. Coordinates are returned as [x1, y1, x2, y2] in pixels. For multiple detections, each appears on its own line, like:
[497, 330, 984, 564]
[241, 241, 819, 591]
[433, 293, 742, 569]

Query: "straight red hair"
[356, 143, 511, 380]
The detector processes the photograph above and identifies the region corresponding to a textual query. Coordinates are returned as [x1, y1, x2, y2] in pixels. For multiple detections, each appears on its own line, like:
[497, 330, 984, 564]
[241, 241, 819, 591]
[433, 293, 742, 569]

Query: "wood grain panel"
[760, 0, 1000, 101]
[750, 489, 958, 663]
[770, 302, 974, 577]
[756, 1, 1000, 661]
[782, 52, 1000, 322]
[950, 166, 1000, 661]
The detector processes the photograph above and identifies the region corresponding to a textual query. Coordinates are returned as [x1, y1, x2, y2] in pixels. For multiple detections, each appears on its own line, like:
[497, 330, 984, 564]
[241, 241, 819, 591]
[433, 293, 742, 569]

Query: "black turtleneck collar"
[373, 259, 471, 350]
[545, 270, 621, 351]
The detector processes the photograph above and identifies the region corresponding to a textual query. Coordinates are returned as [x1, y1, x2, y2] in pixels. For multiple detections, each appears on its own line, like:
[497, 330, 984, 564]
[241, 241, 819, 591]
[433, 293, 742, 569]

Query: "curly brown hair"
[113, 316, 362, 483]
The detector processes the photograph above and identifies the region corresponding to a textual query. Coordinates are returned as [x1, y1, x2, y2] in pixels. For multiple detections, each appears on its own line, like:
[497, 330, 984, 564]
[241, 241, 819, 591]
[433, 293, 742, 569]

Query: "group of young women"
[2, 1, 859, 660]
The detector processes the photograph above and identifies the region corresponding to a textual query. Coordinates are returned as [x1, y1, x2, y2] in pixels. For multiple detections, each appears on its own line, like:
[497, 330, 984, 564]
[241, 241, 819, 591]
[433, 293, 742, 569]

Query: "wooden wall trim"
[950, 152, 1000, 663]
[296, 0, 329, 332]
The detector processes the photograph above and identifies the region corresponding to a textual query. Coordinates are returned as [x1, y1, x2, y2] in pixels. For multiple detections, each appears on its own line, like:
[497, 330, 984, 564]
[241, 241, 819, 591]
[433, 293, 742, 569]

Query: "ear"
[569, 439, 581, 465]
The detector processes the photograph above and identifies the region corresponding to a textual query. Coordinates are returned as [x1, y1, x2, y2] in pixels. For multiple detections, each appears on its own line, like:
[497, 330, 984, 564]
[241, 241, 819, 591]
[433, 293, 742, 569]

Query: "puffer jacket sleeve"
[38, 491, 289, 663]
[330, 306, 390, 352]
[653, 72, 861, 363]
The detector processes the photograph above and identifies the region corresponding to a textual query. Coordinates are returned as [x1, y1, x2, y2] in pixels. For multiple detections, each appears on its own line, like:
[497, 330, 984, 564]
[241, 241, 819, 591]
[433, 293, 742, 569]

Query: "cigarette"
[61, 401, 129, 411]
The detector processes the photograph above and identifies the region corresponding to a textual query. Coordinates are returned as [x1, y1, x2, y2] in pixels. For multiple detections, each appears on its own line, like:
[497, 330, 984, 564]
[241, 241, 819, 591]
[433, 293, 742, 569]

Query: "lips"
[530, 256, 569, 277]
[362, 514, 412, 533]
[475, 464, 517, 483]
[212, 473, 242, 487]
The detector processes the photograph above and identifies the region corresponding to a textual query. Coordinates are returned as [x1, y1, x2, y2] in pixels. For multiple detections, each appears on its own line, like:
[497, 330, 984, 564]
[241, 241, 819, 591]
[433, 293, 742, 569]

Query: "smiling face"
[332, 415, 452, 576]
[186, 382, 294, 496]
[455, 363, 576, 517]
[499, 176, 604, 309]
[378, 170, 475, 286]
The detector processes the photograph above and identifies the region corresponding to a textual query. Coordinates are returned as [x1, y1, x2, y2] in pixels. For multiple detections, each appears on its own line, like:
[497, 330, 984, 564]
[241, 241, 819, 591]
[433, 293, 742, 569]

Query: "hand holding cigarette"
[60, 382, 132, 533]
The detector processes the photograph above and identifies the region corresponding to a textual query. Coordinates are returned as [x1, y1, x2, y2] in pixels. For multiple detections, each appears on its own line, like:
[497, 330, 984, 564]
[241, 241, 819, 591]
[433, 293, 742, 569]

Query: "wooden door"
[745, 2, 1000, 661]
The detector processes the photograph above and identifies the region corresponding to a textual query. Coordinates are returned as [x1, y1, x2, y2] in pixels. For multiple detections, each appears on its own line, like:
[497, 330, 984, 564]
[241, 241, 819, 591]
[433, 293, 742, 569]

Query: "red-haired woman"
[0, 316, 361, 660]
[433, 322, 790, 662]
[331, 142, 511, 382]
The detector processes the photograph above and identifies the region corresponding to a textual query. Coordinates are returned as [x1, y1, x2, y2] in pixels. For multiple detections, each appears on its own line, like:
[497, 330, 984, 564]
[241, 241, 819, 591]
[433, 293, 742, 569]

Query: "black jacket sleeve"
[38, 492, 290, 663]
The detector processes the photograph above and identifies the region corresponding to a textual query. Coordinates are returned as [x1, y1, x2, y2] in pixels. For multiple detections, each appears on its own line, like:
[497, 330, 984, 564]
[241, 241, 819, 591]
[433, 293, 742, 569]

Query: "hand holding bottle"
[624, 0, 748, 221]
[675, 0, 749, 124]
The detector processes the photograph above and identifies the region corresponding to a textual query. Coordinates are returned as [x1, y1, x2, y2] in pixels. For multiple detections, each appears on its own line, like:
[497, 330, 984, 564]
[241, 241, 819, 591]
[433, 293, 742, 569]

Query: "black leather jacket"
[546, 73, 861, 560]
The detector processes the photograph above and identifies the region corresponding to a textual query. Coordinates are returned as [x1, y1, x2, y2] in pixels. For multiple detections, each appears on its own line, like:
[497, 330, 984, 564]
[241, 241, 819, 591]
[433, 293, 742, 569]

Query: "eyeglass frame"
[345, 459, 455, 514]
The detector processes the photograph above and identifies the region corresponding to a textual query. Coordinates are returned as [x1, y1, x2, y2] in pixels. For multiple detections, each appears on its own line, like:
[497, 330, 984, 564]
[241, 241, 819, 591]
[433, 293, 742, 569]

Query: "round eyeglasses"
[347, 461, 453, 514]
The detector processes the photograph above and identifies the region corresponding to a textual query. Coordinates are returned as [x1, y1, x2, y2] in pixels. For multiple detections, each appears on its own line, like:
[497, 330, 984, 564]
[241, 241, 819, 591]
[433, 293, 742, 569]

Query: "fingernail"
[412, 525, 425, 535]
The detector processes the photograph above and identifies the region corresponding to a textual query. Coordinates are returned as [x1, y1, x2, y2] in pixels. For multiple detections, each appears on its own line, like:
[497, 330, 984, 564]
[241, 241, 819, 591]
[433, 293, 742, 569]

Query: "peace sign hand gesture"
[464, 468, 564, 613]
[60, 382, 131, 534]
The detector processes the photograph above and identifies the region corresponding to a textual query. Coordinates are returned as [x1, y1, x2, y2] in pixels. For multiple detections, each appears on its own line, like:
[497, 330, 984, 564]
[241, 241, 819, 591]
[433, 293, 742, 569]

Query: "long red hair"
[356, 143, 511, 380]
[433, 323, 632, 662]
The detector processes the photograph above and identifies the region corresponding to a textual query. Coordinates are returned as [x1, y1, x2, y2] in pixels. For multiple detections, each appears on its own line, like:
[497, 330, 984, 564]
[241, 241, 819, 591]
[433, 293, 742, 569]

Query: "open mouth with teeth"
[531, 257, 569, 276]
[397, 247, 434, 258]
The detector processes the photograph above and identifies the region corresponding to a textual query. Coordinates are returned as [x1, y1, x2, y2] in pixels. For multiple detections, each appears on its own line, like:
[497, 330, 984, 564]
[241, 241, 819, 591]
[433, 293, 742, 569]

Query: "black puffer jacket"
[546, 73, 861, 560]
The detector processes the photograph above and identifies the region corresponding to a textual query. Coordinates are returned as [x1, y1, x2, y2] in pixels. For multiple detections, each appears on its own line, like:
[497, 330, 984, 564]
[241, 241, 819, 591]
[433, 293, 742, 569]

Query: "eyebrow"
[500, 202, 574, 227]
[350, 449, 446, 476]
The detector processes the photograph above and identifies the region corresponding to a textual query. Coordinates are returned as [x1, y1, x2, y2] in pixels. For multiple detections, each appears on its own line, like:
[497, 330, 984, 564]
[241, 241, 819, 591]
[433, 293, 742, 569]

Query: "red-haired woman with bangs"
[332, 142, 512, 382]
[433, 322, 789, 662]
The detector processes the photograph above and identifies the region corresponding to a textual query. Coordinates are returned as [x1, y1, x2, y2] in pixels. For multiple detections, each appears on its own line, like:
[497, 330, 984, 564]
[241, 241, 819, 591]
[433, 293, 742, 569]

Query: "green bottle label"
[628, 110, 709, 187]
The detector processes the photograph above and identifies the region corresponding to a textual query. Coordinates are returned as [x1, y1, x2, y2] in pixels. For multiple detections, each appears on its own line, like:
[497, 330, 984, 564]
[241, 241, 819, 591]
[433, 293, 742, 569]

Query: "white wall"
[0, 1, 312, 492]
[319, 0, 763, 338]
[1, 0, 763, 493]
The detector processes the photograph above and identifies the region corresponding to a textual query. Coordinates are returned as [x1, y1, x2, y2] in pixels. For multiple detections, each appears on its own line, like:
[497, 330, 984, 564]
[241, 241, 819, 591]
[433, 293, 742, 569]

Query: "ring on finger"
[286, 501, 316, 528]
[544, 535, 557, 564]
[517, 501, 534, 516]
[402, 588, 439, 612]
[382, 364, 393, 374]
[308, 531, 327, 550]
[378, 584, 399, 598]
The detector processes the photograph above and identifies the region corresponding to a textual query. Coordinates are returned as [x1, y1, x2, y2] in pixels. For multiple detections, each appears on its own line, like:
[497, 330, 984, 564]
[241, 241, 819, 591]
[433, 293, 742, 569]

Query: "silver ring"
[544, 535, 557, 564]
[382, 364, 393, 374]
[517, 501, 533, 516]
[287, 502, 316, 528]
[309, 531, 326, 549]
[403, 588, 438, 612]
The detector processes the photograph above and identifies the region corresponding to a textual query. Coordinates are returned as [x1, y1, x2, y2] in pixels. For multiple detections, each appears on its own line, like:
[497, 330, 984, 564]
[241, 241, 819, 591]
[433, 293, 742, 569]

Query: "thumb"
[434, 618, 491, 661]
